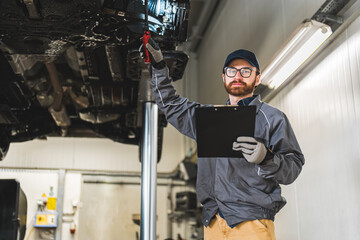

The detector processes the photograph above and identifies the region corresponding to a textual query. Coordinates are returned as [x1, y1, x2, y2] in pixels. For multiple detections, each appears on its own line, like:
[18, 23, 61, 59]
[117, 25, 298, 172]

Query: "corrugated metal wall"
[270, 14, 360, 240]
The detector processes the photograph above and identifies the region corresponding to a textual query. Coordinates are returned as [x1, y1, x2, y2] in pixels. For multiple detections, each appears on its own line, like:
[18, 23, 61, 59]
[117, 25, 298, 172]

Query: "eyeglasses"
[224, 67, 254, 78]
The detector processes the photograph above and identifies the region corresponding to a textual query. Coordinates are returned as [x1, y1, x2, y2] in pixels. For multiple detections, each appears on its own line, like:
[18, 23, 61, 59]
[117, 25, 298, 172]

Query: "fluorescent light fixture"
[261, 20, 332, 89]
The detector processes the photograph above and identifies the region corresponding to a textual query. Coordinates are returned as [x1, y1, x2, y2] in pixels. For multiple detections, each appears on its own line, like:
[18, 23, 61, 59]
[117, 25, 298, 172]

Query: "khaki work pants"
[204, 213, 276, 240]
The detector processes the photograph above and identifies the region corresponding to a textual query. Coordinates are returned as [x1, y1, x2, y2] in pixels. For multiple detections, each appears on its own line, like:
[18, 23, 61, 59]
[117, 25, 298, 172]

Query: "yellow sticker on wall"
[35, 214, 48, 225]
[34, 212, 58, 227]
[47, 197, 57, 210]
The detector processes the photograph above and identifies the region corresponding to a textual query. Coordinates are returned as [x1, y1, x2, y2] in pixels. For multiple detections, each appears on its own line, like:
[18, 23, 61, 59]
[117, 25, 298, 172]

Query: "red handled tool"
[143, 30, 151, 63]
[142, 0, 151, 63]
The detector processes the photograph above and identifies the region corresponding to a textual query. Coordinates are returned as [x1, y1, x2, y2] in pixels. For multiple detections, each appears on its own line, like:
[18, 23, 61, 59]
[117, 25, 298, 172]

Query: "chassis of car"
[0, 0, 190, 160]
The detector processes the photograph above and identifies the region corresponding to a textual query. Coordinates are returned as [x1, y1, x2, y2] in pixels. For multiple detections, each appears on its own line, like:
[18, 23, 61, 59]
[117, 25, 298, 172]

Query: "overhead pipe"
[80, 167, 179, 179]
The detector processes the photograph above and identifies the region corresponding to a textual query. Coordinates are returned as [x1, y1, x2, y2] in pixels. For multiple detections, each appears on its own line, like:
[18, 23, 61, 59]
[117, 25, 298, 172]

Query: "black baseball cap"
[223, 49, 260, 72]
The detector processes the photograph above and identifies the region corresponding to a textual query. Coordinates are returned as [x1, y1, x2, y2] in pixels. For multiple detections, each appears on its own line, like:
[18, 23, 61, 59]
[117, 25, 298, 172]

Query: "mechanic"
[146, 38, 304, 240]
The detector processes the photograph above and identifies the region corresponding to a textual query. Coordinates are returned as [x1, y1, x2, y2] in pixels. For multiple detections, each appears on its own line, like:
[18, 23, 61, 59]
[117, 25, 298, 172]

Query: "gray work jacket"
[150, 66, 305, 227]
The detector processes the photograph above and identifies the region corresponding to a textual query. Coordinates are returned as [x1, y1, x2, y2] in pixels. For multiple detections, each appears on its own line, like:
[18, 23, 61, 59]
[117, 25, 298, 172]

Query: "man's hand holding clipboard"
[232, 136, 267, 164]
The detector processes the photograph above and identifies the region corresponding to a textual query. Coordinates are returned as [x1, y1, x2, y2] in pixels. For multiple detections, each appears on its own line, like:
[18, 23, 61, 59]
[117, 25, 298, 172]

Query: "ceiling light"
[261, 20, 332, 89]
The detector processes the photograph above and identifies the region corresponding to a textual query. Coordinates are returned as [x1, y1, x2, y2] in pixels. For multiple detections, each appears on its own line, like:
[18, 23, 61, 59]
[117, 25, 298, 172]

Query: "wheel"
[0, 141, 10, 161]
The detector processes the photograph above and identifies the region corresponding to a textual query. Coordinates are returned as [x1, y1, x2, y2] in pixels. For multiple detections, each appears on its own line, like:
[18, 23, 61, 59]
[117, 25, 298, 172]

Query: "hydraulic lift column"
[139, 67, 158, 240]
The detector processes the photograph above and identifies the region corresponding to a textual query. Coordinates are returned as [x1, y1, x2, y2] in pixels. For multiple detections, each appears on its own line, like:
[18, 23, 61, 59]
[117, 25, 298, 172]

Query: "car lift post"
[139, 66, 158, 240]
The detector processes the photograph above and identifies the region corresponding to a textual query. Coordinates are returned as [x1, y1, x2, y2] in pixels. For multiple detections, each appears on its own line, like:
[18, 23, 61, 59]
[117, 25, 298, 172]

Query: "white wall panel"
[270, 15, 360, 240]
[272, 184, 300, 239]
[61, 173, 82, 239]
[247, 0, 285, 63]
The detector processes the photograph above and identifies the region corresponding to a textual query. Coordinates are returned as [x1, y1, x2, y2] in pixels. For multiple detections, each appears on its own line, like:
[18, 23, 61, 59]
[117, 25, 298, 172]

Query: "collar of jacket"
[226, 95, 263, 113]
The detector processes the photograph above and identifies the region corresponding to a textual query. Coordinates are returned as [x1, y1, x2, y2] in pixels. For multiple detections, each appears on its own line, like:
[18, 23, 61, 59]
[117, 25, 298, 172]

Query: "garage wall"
[269, 14, 360, 240]
[196, 0, 325, 104]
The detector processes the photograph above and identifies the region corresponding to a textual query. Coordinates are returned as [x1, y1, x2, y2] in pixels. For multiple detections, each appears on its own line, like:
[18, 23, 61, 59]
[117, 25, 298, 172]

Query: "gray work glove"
[232, 136, 267, 164]
[145, 38, 166, 69]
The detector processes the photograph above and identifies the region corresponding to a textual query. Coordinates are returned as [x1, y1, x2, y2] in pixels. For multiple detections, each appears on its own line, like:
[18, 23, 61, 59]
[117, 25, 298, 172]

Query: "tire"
[0, 141, 10, 161]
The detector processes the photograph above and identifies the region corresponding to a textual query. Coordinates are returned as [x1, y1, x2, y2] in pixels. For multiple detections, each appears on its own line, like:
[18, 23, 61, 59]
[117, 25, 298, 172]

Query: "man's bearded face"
[223, 75, 257, 97]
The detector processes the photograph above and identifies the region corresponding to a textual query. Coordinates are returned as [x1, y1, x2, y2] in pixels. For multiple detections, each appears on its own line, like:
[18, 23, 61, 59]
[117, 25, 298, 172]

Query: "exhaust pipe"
[45, 62, 71, 129]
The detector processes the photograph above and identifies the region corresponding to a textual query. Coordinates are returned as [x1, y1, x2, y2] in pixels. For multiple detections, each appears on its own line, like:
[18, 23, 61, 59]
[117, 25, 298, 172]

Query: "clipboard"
[195, 105, 256, 158]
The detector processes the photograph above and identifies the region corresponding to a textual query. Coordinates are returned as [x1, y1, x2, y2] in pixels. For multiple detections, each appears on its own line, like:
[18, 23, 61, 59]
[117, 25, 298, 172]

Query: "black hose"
[145, 0, 149, 30]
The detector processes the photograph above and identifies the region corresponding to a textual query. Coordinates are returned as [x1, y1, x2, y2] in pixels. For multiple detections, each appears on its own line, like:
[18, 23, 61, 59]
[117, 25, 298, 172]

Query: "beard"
[223, 77, 256, 97]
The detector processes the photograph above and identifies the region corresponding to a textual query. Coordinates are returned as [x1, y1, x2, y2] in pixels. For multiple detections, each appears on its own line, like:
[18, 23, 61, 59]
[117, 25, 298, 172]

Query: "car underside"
[0, 0, 190, 160]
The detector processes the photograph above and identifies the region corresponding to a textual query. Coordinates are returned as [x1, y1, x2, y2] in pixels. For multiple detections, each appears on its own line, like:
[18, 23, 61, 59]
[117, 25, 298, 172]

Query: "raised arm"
[146, 37, 205, 139]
